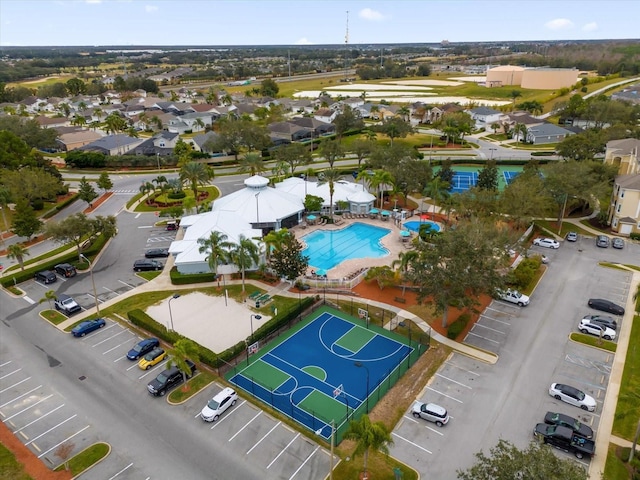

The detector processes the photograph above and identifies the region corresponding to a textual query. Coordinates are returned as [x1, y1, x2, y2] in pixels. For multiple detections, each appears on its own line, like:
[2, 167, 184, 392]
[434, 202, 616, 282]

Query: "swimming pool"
[301, 222, 390, 271]
[403, 220, 441, 233]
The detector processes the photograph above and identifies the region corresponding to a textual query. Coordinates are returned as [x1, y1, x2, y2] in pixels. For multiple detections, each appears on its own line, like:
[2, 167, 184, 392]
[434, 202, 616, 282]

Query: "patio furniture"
[248, 291, 262, 300]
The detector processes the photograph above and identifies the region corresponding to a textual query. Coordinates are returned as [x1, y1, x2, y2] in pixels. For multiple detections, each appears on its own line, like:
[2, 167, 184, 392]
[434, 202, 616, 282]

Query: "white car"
[579, 319, 616, 340]
[411, 401, 450, 427]
[533, 237, 560, 249]
[201, 387, 238, 422]
[549, 383, 596, 412]
[498, 289, 530, 306]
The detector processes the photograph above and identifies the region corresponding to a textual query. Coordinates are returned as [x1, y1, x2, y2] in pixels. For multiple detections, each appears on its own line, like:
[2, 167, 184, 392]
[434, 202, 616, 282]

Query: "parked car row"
[542, 231, 624, 250]
[534, 413, 595, 459]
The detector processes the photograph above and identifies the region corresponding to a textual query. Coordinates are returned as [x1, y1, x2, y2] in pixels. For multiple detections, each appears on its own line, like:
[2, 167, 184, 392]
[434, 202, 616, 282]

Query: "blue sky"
[1, 0, 637, 46]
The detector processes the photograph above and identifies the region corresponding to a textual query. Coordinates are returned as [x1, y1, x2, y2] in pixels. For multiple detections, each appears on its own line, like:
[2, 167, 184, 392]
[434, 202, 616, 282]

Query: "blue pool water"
[403, 220, 441, 233]
[301, 222, 390, 271]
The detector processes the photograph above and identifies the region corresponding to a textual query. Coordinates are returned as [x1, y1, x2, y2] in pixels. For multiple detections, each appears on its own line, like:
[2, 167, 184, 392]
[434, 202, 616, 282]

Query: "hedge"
[170, 268, 218, 285]
[508, 256, 542, 290]
[630, 232, 640, 241]
[42, 194, 80, 219]
[447, 312, 471, 340]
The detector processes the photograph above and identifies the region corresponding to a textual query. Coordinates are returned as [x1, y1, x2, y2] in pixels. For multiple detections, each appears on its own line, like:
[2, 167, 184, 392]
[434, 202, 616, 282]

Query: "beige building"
[485, 66, 578, 90]
[604, 138, 640, 236]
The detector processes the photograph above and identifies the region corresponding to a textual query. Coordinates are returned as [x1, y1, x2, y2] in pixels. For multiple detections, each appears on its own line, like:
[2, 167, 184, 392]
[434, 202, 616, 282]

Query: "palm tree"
[391, 250, 419, 274]
[238, 152, 265, 177]
[166, 338, 200, 385]
[39, 290, 57, 309]
[398, 105, 410, 122]
[423, 177, 450, 219]
[139, 182, 155, 196]
[193, 118, 205, 132]
[7, 243, 30, 271]
[179, 162, 214, 209]
[104, 112, 127, 134]
[318, 168, 343, 219]
[198, 231, 232, 280]
[370, 170, 395, 209]
[262, 228, 289, 264]
[228, 235, 261, 294]
[343, 414, 393, 478]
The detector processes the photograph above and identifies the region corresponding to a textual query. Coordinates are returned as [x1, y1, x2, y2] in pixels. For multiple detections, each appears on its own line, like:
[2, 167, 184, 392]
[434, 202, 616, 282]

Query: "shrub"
[168, 191, 186, 200]
[447, 312, 470, 339]
[629, 232, 640, 241]
[43, 194, 79, 219]
[509, 257, 541, 290]
[170, 268, 217, 285]
[31, 198, 45, 210]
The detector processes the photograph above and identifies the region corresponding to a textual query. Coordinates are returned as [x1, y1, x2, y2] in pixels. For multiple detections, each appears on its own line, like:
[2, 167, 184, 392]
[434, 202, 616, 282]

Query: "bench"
[394, 296, 407, 304]
[248, 291, 262, 300]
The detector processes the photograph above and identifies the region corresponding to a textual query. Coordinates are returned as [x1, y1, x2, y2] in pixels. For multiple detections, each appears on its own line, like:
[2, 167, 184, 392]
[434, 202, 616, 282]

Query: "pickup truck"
[147, 360, 196, 396]
[533, 423, 595, 459]
[54, 293, 81, 315]
[498, 289, 530, 306]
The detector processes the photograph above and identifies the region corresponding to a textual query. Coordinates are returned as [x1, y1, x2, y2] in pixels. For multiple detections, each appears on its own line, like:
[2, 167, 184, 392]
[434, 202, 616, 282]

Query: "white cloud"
[359, 8, 385, 21]
[85, 0, 102, 4]
[145, 4, 158, 13]
[582, 22, 598, 32]
[544, 18, 574, 30]
[295, 37, 313, 45]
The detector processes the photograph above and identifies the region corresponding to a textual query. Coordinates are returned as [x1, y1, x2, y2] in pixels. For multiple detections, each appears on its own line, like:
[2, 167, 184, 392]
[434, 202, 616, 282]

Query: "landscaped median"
[53, 442, 110, 476]
[167, 371, 216, 405]
[40, 309, 68, 326]
[569, 332, 617, 353]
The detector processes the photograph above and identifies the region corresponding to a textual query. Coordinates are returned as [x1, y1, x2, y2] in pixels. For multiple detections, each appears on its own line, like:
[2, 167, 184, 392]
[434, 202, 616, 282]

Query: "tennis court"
[503, 170, 520, 185]
[450, 171, 478, 193]
[227, 306, 425, 441]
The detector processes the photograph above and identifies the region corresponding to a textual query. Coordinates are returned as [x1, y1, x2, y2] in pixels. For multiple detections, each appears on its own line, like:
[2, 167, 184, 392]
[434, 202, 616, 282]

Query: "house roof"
[469, 106, 501, 116]
[78, 134, 141, 151]
[616, 174, 640, 191]
[268, 121, 309, 135]
[526, 123, 572, 137]
[607, 138, 640, 155]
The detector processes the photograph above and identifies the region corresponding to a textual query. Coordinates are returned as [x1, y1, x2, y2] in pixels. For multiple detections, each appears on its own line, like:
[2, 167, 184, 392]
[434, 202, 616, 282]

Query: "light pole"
[79, 254, 100, 315]
[315, 420, 335, 480]
[489, 147, 497, 161]
[354, 361, 370, 413]
[249, 314, 262, 343]
[156, 152, 160, 173]
[168, 293, 180, 331]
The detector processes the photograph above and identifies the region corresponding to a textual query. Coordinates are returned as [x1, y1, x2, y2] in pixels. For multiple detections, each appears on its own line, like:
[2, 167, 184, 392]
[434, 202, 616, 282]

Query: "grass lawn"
[137, 271, 163, 281]
[534, 220, 594, 238]
[168, 371, 215, 403]
[569, 333, 617, 352]
[41, 309, 68, 325]
[134, 185, 220, 213]
[612, 314, 640, 440]
[54, 442, 110, 476]
[0, 442, 33, 480]
[604, 444, 637, 480]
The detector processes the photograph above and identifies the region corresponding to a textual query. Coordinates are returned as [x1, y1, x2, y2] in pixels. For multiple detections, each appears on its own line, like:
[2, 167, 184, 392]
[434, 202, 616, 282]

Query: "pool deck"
[292, 213, 439, 280]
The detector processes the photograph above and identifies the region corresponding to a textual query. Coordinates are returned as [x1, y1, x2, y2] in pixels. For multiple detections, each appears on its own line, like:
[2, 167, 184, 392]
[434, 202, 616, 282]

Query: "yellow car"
[138, 347, 166, 370]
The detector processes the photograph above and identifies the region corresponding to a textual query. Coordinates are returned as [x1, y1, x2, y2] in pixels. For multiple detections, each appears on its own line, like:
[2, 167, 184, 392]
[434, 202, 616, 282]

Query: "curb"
[69, 442, 111, 480]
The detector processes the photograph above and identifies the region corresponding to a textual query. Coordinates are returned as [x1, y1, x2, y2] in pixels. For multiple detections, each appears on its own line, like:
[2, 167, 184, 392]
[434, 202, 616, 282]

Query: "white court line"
[267, 433, 300, 469]
[92, 329, 127, 347]
[13, 404, 65, 433]
[392, 432, 432, 454]
[0, 377, 32, 394]
[436, 373, 472, 389]
[4, 394, 54, 421]
[288, 445, 320, 480]
[466, 331, 500, 344]
[103, 340, 132, 355]
[479, 314, 511, 326]
[444, 361, 480, 376]
[426, 386, 463, 404]
[246, 421, 281, 454]
[0, 361, 12, 368]
[0, 385, 42, 409]
[473, 323, 506, 335]
[229, 411, 262, 441]
[0, 368, 22, 380]
[107, 463, 134, 479]
[38, 425, 90, 458]
[25, 414, 76, 445]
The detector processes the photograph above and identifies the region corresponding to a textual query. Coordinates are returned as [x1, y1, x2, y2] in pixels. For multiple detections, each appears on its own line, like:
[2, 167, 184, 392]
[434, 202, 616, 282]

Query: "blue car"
[71, 318, 106, 337]
[127, 338, 160, 360]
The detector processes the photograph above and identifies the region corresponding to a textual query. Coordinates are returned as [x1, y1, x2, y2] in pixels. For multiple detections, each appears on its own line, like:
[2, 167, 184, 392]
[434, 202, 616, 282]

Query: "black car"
[133, 259, 163, 272]
[144, 248, 169, 258]
[588, 298, 625, 316]
[544, 411, 594, 439]
[127, 338, 160, 360]
[582, 314, 617, 331]
[54, 263, 77, 278]
[147, 360, 196, 396]
[35, 270, 57, 284]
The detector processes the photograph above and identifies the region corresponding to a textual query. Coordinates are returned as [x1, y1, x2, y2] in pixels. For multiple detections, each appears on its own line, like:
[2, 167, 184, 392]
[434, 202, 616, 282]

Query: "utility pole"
[344, 10, 349, 82]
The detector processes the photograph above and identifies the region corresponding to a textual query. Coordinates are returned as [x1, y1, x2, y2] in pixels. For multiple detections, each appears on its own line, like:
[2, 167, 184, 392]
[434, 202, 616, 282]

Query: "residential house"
[20, 96, 45, 114]
[467, 106, 502, 130]
[289, 117, 335, 137]
[604, 138, 640, 236]
[288, 99, 315, 114]
[77, 134, 144, 156]
[523, 123, 573, 145]
[191, 131, 220, 153]
[55, 127, 103, 152]
[35, 115, 70, 129]
[342, 97, 365, 110]
[268, 121, 311, 142]
[313, 108, 338, 124]
[131, 131, 180, 156]
[604, 138, 640, 175]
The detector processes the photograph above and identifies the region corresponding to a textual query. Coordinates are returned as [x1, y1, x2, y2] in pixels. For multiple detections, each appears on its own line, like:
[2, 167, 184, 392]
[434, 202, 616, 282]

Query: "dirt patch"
[0, 418, 71, 479]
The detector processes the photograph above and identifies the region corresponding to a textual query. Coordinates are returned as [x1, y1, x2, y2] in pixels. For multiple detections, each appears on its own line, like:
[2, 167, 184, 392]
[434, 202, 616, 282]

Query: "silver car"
[612, 238, 624, 249]
[596, 235, 610, 248]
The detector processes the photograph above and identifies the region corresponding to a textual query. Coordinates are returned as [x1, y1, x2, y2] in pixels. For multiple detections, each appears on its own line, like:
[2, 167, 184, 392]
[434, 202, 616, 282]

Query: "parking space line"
[4, 394, 54, 421]
[23, 296, 36, 304]
[391, 432, 432, 454]
[107, 463, 134, 480]
[103, 340, 133, 355]
[102, 286, 118, 295]
[25, 414, 76, 445]
[0, 361, 12, 368]
[426, 386, 463, 404]
[113, 355, 127, 363]
[445, 361, 480, 376]
[0, 385, 43, 409]
[118, 280, 136, 289]
[288, 445, 320, 479]
[13, 404, 65, 433]
[479, 314, 511, 326]
[472, 323, 506, 335]
[127, 362, 142, 371]
[555, 374, 607, 392]
[267, 433, 300, 469]
[229, 411, 262, 441]
[210, 402, 245, 430]
[81, 324, 117, 341]
[0, 377, 32, 394]
[92, 330, 127, 347]
[38, 425, 90, 458]
[436, 373, 472, 389]
[137, 361, 169, 379]
[425, 425, 444, 436]
[466, 331, 500, 344]
[246, 421, 281, 454]
[0, 368, 22, 380]
[485, 306, 516, 316]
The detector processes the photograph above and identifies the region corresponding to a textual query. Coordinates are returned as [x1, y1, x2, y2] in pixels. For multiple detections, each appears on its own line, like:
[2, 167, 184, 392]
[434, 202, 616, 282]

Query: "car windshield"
[207, 399, 220, 410]
[156, 373, 168, 383]
[575, 390, 585, 400]
[144, 352, 155, 360]
[132, 344, 143, 353]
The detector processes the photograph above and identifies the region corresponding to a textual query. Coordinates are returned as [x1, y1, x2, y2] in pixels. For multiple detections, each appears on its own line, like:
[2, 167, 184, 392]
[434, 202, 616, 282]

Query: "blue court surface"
[503, 170, 520, 185]
[450, 171, 478, 193]
[227, 307, 414, 440]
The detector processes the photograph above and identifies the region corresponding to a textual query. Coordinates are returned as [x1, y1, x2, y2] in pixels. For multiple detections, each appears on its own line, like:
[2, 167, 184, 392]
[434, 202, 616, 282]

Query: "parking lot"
[463, 301, 520, 354]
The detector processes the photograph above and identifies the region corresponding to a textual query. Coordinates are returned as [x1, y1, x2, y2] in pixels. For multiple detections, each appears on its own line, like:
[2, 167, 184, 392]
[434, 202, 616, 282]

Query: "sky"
[1, 0, 638, 47]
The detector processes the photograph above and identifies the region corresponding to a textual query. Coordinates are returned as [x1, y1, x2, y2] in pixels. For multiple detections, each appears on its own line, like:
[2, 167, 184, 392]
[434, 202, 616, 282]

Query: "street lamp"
[489, 147, 497, 161]
[156, 152, 160, 173]
[249, 314, 262, 343]
[315, 421, 335, 480]
[354, 361, 370, 414]
[79, 254, 100, 315]
[168, 293, 180, 331]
